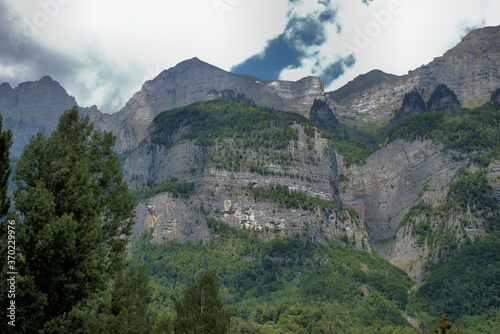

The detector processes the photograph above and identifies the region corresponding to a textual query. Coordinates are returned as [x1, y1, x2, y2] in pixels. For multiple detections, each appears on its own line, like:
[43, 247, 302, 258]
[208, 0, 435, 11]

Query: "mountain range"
[1, 25, 500, 330]
[3, 26, 498, 156]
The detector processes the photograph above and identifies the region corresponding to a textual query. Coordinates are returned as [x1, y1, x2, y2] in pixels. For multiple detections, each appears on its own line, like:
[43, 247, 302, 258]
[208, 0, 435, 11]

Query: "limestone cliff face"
[125, 116, 370, 250]
[327, 25, 500, 122]
[337, 139, 466, 240]
[0, 76, 104, 156]
[338, 139, 500, 280]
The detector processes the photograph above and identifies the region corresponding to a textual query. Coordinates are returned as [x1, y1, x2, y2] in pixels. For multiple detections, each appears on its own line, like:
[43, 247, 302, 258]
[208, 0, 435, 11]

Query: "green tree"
[11, 107, 137, 332]
[65, 266, 152, 334]
[0, 114, 12, 218]
[174, 271, 231, 334]
[430, 314, 463, 334]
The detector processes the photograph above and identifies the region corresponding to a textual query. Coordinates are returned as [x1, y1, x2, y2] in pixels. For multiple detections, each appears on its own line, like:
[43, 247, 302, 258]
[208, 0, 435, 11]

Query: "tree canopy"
[8, 107, 138, 332]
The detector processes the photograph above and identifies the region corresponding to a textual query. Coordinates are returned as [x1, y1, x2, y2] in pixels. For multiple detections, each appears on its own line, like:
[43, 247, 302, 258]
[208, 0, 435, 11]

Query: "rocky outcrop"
[391, 90, 426, 124]
[0, 76, 104, 156]
[109, 58, 326, 152]
[205, 89, 255, 106]
[124, 110, 372, 248]
[338, 138, 500, 280]
[135, 189, 370, 251]
[426, 84, 462, 111]
[337, 139, 468, 240]
[309, 99, 340, 132]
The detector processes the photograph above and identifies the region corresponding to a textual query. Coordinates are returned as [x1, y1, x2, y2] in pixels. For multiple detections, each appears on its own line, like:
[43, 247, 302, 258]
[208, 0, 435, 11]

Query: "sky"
[0, 0, 499, 114]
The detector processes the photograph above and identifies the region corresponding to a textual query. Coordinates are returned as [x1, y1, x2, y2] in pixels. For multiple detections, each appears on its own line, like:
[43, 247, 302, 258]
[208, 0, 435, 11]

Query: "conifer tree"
[174, 271, 231, 334]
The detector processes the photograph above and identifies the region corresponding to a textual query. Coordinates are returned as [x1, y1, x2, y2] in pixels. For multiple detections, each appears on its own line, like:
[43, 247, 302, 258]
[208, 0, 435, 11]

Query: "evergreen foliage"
[129, 224, 415, 333]
[150, 100, 304, 150]
[133, 177, 195, 203]
[408, 237, 500, 330]
[0, 114, 12, 218]
[1, 107, 147, 333]
[174, 271, 231, 334]
[388, 107, 500, 166]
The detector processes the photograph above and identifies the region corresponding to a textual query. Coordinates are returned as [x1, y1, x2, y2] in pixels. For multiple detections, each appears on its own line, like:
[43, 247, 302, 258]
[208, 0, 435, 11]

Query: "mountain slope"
[108, 57, 325, 152]
[327, 25, 500, 122]
[124, 100, 371, 248]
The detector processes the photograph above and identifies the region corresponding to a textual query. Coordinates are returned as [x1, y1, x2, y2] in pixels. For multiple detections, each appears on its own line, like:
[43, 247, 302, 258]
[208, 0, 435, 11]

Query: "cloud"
[0, 0, 142, 113]
[320, 54, 356, 86]
[231, 0, 344, 82]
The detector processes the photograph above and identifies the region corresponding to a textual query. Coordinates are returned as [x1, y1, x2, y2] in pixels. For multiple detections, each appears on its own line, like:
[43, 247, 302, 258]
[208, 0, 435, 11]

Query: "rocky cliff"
[327, 25, 500, 122]
[0, 76, 104, 156]
[124, 100, 370, 250]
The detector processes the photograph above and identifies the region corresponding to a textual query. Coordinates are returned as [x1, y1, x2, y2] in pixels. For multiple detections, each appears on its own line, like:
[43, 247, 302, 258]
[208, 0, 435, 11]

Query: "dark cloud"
[0, 0, 137, 113]
[0, 0, 78, 85]
[231, 0, 341, 81]
[319, 54, 356, 87]
[362, 0, 375, 5]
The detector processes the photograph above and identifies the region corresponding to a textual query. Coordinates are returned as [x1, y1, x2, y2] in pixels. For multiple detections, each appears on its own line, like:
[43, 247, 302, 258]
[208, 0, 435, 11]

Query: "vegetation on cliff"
[150, 100, 306, 150]
[388, 106, 500, 166]
[129, 223, 415, 333]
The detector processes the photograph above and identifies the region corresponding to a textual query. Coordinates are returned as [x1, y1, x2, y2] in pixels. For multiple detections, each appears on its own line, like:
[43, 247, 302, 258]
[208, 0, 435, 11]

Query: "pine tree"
[11, 107, 137, 332]
[174, 271, 231, 334]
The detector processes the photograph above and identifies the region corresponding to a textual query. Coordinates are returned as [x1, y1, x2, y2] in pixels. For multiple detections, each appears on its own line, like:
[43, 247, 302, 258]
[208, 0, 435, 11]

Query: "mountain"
[0, 58, 326, 155]
[0, 76, 105, 156]
[327, 25, 500, 122]
[123, 100, 368, 247]
[106, 57, 325, 152]
[124, 96, 499, 331]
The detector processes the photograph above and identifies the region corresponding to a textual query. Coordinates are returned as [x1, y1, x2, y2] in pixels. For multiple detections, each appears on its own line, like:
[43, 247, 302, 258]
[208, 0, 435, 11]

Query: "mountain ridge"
[327, 25, 500, 122]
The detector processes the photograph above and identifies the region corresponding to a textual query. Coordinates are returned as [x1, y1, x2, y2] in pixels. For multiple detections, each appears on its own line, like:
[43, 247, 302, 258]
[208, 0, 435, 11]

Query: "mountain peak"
[444, 25, 500, 58]
[39, 75, 55, 83]
[0, 82, 13, 91]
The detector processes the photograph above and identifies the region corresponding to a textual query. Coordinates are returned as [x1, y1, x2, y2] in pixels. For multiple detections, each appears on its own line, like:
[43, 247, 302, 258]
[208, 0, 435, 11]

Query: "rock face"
[327, 25, 500, 122]
[309, 99, 340, 132]
[124, 105, 371, 249]
[1, 59, 326, 155]
[426, 84, 462, 111]
[337, 139, 467, 241]
[337, 139, 500, 280]
[0, 76, 104, 156]
[391, 90, 426, 124]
